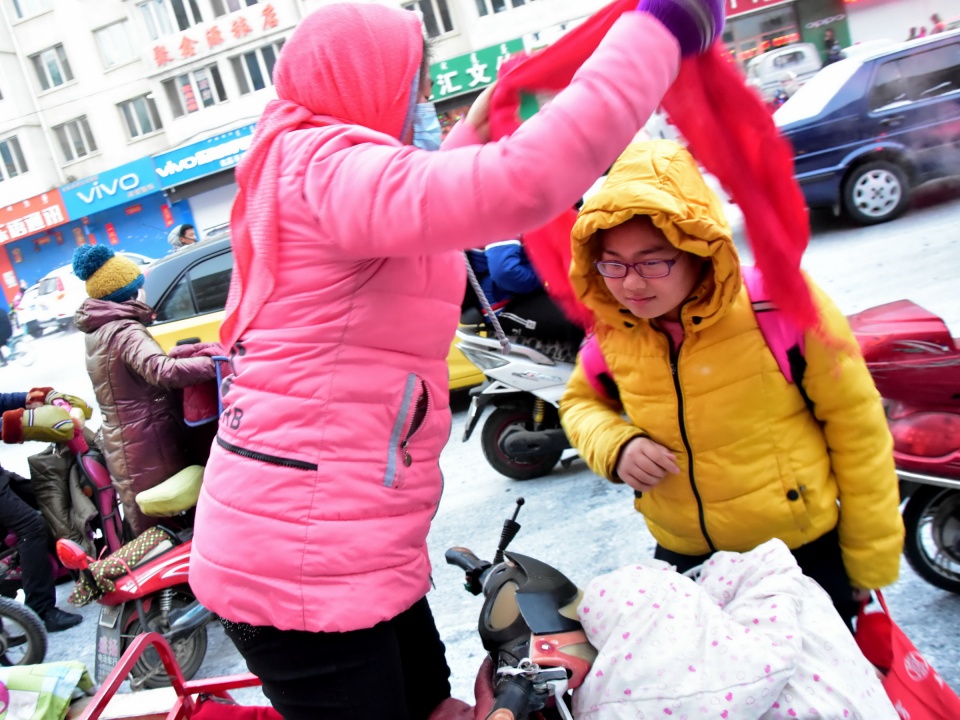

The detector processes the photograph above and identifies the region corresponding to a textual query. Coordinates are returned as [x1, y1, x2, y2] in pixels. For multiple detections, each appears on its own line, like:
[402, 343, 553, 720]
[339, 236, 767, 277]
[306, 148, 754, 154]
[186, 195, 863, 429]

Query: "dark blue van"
[775, 31, 960, 224]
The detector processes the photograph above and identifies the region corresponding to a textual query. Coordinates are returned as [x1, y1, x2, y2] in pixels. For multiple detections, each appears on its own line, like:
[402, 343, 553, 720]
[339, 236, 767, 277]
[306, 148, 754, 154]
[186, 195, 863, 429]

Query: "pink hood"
[222, 3, 423, 348]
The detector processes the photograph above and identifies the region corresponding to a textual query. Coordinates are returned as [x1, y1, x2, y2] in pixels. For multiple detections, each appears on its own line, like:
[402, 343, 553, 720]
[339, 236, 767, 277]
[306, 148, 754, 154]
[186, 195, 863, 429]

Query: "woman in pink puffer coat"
[189, 2, 725, 718]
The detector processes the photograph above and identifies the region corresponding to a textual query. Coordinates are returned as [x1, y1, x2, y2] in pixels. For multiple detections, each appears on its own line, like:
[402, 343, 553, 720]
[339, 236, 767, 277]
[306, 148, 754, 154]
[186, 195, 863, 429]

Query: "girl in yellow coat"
[559, 140, 903, 628]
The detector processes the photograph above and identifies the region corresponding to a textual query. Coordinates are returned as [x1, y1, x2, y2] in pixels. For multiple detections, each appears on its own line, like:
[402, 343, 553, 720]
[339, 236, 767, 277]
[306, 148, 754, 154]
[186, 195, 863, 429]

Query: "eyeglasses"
[593, 252, 681, 279]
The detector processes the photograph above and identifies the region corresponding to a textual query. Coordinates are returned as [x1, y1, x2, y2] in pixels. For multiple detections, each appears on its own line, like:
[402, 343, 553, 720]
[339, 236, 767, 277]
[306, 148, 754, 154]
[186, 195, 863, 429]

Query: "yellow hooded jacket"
[559, 141, 902, 590]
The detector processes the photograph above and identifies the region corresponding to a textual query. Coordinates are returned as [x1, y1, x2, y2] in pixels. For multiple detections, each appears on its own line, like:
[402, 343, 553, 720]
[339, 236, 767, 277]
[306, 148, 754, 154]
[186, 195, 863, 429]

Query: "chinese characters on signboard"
[150, 2, 282, 69]
[0, 193, 69, 245]
[430, 39, 524, 101]
[725, 0, 793, 18]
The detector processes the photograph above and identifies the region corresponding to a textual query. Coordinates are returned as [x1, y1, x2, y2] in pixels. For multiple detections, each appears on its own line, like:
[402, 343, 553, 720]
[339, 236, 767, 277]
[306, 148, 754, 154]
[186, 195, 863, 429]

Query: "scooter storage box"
[849, 300, 960, 408]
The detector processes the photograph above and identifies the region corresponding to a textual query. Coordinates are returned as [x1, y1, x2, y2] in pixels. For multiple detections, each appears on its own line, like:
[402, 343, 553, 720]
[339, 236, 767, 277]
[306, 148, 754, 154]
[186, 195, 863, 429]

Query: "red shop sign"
[725, 0, 793, 19]
[0, 191, 70, 244]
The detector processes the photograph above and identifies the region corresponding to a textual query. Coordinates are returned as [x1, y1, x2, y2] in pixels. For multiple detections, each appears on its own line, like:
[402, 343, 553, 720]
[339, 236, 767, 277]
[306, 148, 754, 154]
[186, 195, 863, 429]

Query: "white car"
[14, 285, 43, 337]
[33, 265, 87, 335]
[745, 43, 823, 102]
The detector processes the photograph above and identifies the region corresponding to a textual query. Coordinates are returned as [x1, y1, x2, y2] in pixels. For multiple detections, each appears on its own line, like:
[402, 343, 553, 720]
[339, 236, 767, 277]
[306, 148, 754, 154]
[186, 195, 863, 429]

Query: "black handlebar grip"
[445, 547, 487, 574]
[485, 675, 533, 720]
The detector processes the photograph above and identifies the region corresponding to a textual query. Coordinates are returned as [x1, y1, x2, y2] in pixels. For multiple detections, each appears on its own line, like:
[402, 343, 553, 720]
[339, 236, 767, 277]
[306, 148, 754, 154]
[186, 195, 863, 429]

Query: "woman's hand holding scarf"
[636, 0, 725, 56]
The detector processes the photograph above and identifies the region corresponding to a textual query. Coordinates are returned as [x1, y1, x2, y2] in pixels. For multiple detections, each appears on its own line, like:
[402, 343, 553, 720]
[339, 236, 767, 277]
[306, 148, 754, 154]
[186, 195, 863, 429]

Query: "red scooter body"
[849, 300, 960, 593]
[851, 300, 960, 412]
[0, 425, 126, 599]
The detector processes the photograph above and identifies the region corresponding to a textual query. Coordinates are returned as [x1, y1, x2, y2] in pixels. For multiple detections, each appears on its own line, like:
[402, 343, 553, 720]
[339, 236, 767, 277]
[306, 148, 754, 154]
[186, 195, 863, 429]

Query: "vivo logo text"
[75, 173, 141, 204]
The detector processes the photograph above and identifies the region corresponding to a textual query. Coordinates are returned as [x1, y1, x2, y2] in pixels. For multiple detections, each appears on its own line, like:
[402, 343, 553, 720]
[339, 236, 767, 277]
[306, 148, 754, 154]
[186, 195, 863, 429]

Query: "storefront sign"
[148, 0, 288, 70]
[0, 192, 69, 244]
[430, 39, 524, 102]
[59, 157, 161, 219]
[725, 0, 793, 19]
[152, 124, 256, 188]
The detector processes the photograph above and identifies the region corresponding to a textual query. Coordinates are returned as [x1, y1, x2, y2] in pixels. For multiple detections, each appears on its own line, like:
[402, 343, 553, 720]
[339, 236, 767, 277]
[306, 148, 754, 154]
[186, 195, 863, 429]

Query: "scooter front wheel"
[902, 485, 960, 594]
[0, 596, 47, 666]
[122, 589, 208, 688]
[480, 407, 562, 481]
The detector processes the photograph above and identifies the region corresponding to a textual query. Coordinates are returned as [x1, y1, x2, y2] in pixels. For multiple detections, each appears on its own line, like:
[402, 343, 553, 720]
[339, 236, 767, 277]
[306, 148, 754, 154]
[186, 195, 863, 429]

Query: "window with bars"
[230, 40, 284, 95]
[53, 117, 98, 164]
[475, 0, 534, 17]
[95, 20, 138, 69]
[162, 64, 227, 117]
[402, 0, 454, 39]
[10, 0, 50, 20]
[0, 136, 27, 182]
[137, 0, 203, 40]
[119, 95, 164, 139]
[210, 0, 258, 18]
[30, 44, 74, 91]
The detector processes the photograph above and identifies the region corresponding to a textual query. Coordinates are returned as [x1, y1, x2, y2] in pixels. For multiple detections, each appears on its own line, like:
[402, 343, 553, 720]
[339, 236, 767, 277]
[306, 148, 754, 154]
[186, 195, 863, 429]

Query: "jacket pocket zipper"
[384, 374, 429, 488]
[217, 436, 317, 471]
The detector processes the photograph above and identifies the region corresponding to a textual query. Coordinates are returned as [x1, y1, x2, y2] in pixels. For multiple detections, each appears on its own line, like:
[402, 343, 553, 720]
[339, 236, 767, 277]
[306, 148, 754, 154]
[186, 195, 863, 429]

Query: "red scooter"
[849, 300, 960, 594]
[57, 467, 210, 689]
[0, 413, 126, 603]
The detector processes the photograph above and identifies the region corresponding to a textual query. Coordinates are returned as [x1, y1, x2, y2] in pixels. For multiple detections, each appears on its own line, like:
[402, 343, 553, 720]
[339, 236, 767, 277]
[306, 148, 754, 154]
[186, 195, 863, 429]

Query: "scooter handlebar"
[50, 398, 89, 453]
[445, 547, 487, 574]
[485, 674, 534, 720]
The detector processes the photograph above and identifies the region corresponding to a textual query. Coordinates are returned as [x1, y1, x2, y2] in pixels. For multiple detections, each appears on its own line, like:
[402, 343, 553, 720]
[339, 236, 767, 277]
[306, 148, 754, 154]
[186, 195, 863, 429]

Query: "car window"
[153, 251, 233, 322]
[774, 59, 863, 126]
[900, 43, 960, 101]
[38, 277, 60, 296]
[155, 278, 194, 322]
[190, 252, 232, 314]
[869, 59, 908, 110]
[774, 51, 805, 69]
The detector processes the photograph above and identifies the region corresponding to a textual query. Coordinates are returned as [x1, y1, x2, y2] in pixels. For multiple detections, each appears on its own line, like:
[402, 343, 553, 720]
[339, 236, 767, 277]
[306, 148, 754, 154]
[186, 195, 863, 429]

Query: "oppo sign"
[60, 157, 162, 218]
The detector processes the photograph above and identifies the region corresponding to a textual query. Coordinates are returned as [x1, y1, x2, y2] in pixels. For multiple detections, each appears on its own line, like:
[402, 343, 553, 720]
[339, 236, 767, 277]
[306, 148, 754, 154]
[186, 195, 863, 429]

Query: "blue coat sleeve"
[0, 392, 27, 435]
[0, 392, 27, 415]
[485, 240, 542, 295]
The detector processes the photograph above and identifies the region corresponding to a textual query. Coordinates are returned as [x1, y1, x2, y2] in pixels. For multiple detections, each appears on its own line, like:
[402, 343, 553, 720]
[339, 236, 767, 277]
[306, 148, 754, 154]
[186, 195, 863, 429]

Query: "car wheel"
[25, 322, 43, 339]
[842, 160, 909, 225]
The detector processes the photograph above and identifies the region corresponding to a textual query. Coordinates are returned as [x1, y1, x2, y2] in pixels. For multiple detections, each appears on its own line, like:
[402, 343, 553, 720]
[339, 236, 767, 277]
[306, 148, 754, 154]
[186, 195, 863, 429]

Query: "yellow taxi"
[141, 237, 485, 390]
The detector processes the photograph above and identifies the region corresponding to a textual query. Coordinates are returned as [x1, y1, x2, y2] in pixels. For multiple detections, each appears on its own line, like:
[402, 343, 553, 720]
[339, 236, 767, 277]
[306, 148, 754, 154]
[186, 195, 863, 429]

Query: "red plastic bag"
[855, 591, 960, 719]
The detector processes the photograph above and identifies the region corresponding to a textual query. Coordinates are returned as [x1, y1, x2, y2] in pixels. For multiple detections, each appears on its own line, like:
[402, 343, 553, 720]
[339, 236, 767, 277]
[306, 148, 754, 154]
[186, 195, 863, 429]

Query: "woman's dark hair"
[180, 224, 195, 238]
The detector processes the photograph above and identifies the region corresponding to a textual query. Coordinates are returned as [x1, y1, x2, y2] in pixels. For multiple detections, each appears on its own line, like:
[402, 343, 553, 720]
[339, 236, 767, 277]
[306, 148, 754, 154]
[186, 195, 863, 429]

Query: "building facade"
[0, 0, 945, 306]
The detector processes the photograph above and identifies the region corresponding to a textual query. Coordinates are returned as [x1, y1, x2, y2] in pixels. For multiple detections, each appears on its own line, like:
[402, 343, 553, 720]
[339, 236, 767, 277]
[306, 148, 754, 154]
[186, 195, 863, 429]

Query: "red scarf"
[489, 0, 818, 336]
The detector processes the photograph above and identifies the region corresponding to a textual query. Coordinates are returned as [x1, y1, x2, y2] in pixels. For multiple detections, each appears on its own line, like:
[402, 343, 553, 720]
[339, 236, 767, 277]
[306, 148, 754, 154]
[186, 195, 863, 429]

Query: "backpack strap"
[579, 334, 620, 404]
[742, 266, 813, 412]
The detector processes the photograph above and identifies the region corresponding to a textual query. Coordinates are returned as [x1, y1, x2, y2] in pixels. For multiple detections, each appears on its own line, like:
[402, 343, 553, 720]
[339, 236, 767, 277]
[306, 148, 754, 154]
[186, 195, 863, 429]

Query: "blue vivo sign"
[153, 124, 256, 188]
[60, 157, 162, 218]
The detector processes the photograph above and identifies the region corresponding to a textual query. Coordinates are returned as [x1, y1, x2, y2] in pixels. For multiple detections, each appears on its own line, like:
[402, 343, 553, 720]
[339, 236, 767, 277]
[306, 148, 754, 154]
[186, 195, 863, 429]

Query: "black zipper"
[656, 321, 716, 553]
[217, 436, 318, 471]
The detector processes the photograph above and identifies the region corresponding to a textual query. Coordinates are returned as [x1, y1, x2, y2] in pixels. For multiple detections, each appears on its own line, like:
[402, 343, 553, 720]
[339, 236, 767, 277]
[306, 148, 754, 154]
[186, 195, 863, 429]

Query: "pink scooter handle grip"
[51, 398, 89, 454]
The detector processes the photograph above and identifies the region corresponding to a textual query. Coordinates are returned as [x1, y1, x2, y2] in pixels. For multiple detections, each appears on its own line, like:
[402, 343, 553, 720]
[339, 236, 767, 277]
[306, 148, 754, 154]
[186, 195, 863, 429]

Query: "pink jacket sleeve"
[306, 12, 679, 258]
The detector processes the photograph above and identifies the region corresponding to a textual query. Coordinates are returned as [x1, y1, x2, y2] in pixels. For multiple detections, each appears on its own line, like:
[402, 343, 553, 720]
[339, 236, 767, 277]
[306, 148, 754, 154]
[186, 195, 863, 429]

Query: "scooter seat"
[136, 465, 204, 517]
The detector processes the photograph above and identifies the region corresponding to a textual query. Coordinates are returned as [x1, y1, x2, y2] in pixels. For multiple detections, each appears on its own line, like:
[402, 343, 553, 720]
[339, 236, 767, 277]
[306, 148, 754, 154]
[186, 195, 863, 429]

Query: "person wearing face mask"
[167, 223, 198, 250]
[186, 2, 728, 718]
[413, 100, 443, 151]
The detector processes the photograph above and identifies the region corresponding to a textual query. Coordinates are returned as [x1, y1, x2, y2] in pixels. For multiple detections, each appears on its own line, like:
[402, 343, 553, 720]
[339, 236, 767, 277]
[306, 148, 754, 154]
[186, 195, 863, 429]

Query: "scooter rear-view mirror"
[56, 539, 91, 571]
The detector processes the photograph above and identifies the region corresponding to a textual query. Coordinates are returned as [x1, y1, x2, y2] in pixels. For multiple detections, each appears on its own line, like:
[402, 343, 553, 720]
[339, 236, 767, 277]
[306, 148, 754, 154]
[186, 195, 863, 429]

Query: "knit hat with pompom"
[72, 245, 144, 303]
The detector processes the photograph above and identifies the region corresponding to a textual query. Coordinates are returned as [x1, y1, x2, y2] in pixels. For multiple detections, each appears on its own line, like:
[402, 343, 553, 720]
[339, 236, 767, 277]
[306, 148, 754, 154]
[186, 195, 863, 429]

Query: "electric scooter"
[457, 327, 576, 481]
[57, 467, 212, 689]
[849, 299, 960, 594]
[0, 409, 126, 606]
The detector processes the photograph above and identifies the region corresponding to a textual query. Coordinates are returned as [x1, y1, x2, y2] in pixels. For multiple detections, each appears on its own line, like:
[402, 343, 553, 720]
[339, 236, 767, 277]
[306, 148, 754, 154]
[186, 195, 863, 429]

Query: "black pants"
[0, 470, 55, 616]
[222, 596, 452, 720]
[654, 528, 860, 631]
